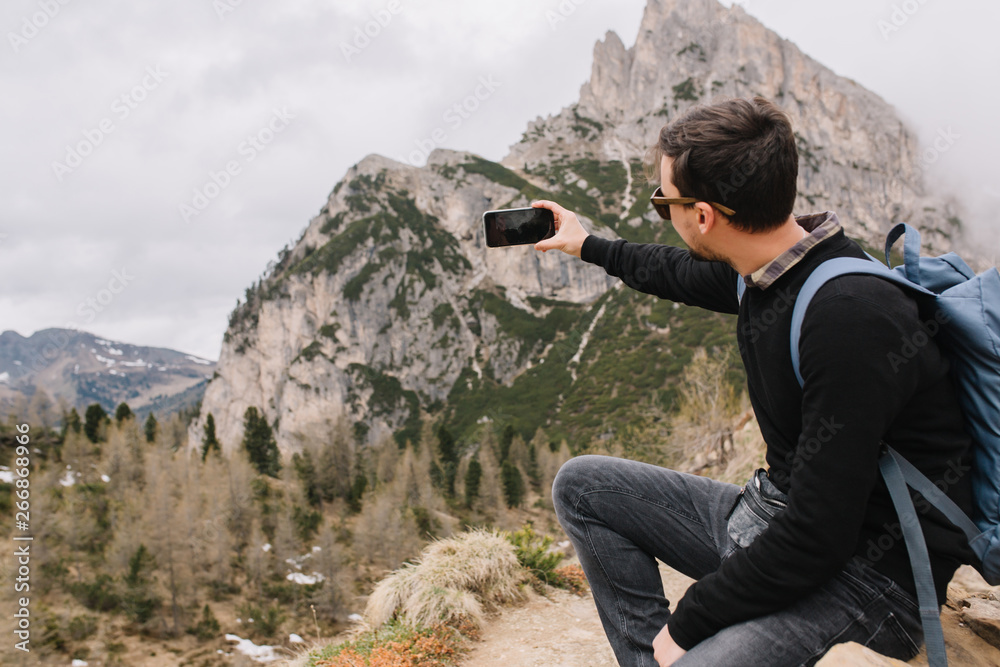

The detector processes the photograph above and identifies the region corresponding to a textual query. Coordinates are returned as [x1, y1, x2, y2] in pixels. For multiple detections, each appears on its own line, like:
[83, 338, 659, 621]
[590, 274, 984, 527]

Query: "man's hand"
[531, 200, 589, 258]
[653, 623, 686, 667]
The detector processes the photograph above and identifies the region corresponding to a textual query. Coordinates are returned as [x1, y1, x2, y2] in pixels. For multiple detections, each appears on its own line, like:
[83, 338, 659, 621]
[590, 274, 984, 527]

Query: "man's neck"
[727, 216, 806, 277]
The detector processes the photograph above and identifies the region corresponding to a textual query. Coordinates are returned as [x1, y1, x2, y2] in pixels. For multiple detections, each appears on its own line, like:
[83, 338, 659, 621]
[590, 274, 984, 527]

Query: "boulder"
[963, 598, 1000, 651]
[948, 564, 1000, 603]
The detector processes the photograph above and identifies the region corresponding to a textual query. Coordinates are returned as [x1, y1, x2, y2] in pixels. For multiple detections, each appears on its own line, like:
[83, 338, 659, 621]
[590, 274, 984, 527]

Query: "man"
[532, 97, 975, 666]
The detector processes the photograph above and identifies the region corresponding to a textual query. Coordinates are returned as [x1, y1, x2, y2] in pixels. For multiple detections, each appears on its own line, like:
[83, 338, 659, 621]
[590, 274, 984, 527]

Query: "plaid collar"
[744, 212, 842, 290]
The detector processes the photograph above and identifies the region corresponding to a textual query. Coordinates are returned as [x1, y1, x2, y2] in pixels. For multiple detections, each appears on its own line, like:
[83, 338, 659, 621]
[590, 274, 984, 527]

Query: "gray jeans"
[552, 455, 923, 667]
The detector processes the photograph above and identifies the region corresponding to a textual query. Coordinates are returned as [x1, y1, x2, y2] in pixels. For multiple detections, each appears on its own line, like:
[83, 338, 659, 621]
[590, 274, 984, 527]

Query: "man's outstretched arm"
[532, 200, 740, 314]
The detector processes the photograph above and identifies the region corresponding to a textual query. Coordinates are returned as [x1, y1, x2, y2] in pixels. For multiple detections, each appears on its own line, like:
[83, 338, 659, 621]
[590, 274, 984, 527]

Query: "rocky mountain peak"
[507, 0, 963, 252]
[192, 0, 969, 458]
[581, 30, 632, 121]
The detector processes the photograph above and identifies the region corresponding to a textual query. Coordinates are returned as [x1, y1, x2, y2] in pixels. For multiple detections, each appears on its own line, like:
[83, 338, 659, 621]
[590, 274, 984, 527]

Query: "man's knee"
[552, 455, 605, 512]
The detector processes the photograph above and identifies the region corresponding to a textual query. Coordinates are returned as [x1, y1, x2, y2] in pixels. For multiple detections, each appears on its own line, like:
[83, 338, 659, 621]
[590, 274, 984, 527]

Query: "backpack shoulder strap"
[789, 257, 934, 386]
[880, 449, 949, 667]
[887, 445, 981, 542]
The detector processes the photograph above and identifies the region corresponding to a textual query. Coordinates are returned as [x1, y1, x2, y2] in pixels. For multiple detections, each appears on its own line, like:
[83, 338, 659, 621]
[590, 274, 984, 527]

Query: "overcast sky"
[1, 0, 997, 361]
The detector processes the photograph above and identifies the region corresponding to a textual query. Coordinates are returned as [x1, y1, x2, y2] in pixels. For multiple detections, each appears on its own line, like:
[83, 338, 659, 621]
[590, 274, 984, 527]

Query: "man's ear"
[695, 202, 715, 235]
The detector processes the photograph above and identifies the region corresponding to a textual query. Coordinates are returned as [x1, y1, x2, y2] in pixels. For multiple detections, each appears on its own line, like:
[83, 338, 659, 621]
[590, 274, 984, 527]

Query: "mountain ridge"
[0, 327, 215, 419]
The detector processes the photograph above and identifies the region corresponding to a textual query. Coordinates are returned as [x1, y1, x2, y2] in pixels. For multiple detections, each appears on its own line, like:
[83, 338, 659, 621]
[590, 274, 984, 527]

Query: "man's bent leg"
[552, 455, 742, 667]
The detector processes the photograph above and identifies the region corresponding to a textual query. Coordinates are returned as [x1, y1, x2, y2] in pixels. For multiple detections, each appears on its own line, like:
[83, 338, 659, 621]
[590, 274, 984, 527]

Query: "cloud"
[1, 0, 996, 361]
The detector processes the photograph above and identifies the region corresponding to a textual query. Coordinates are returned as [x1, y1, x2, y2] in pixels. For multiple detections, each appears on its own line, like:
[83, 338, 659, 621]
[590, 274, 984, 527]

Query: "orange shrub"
[551, 564, 588, 595]
[312, 623, 466, 667]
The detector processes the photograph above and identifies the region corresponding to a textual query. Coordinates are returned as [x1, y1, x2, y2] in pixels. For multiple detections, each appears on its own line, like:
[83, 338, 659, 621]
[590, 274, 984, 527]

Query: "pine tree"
[242, 407, 281, 477]
[437, 424, 456, 462]
[191, 604, 221, 641]
[527, 442, 541, 490]
[501, 460, 525, 508]
[348, 471, 367, 513]
[528, 429, 550, 487]
[115, 402, 133, 424]
[119, 542, 161, 625]
[292, 505, 322, 542]
[464, 457, 482, 508]
[292, 449, 321, 507]
[83, 403, 108, 443]
[62, 407, 82, 439]
[201, 413, 222, 461]
[437, 425, 457, 498]
[143, 413, 158, 443]
[125, 543, 155, 587]
[498, 423, 516, 462]
[429, 458, 443, 490]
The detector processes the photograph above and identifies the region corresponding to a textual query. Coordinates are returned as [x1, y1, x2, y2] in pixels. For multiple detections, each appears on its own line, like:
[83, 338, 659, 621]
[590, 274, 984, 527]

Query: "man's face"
[659, 155, 724, 263]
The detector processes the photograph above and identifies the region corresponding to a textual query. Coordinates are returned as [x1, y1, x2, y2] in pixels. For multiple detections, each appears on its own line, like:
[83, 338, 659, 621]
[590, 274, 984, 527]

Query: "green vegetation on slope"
[227, 154, 745, 454]
[461, 155, 628, 228]
[347, 363, 423, 447]
[439, 208, 743, 454]
[290, 190, 470, 296]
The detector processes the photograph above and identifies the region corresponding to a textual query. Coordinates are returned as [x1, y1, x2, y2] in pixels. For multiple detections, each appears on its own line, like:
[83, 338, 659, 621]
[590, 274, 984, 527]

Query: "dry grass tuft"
[365, 528, 527, 629]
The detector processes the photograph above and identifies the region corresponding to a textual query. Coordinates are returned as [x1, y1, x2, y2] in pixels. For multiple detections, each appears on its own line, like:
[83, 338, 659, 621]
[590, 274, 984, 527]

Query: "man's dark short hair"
[649, 96, 798, 233]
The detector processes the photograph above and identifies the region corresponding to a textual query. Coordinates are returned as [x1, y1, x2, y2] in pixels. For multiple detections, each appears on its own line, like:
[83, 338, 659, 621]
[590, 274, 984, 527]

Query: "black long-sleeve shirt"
[580, 216, 976, 650]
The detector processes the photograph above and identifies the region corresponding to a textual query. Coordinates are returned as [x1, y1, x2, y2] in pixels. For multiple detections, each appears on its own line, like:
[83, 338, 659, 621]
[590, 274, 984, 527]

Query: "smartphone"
[483, 207, 555, 248]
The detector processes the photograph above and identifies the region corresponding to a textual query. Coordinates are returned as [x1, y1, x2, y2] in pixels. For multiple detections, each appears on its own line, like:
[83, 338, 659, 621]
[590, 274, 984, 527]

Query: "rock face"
[193, 150, 617, 453]
[191, 0, 967, 456]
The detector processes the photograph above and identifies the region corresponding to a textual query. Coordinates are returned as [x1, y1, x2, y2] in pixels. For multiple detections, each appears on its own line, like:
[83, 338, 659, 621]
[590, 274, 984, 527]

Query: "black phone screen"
[483, 207, 556, 247]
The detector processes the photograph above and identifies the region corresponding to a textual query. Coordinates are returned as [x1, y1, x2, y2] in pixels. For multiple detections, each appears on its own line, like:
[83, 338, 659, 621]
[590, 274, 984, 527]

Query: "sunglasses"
[650, 186, 736, 221]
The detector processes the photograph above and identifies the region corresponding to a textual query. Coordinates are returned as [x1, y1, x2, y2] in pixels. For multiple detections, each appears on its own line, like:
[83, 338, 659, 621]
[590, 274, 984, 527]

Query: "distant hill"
[0, 328, 216, 419]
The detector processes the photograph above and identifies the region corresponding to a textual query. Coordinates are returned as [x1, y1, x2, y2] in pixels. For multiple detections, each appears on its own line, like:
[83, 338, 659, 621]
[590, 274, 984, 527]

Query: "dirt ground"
[460, 562, 695, 667]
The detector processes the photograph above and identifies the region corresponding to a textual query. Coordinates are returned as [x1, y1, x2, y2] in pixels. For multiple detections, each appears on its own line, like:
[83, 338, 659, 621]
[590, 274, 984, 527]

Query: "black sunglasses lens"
[651, 188, 674, 220]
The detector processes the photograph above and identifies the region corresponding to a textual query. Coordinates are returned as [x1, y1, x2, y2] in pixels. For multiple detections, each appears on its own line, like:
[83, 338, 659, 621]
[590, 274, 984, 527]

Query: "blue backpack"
[785, 223, 1000, 666]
